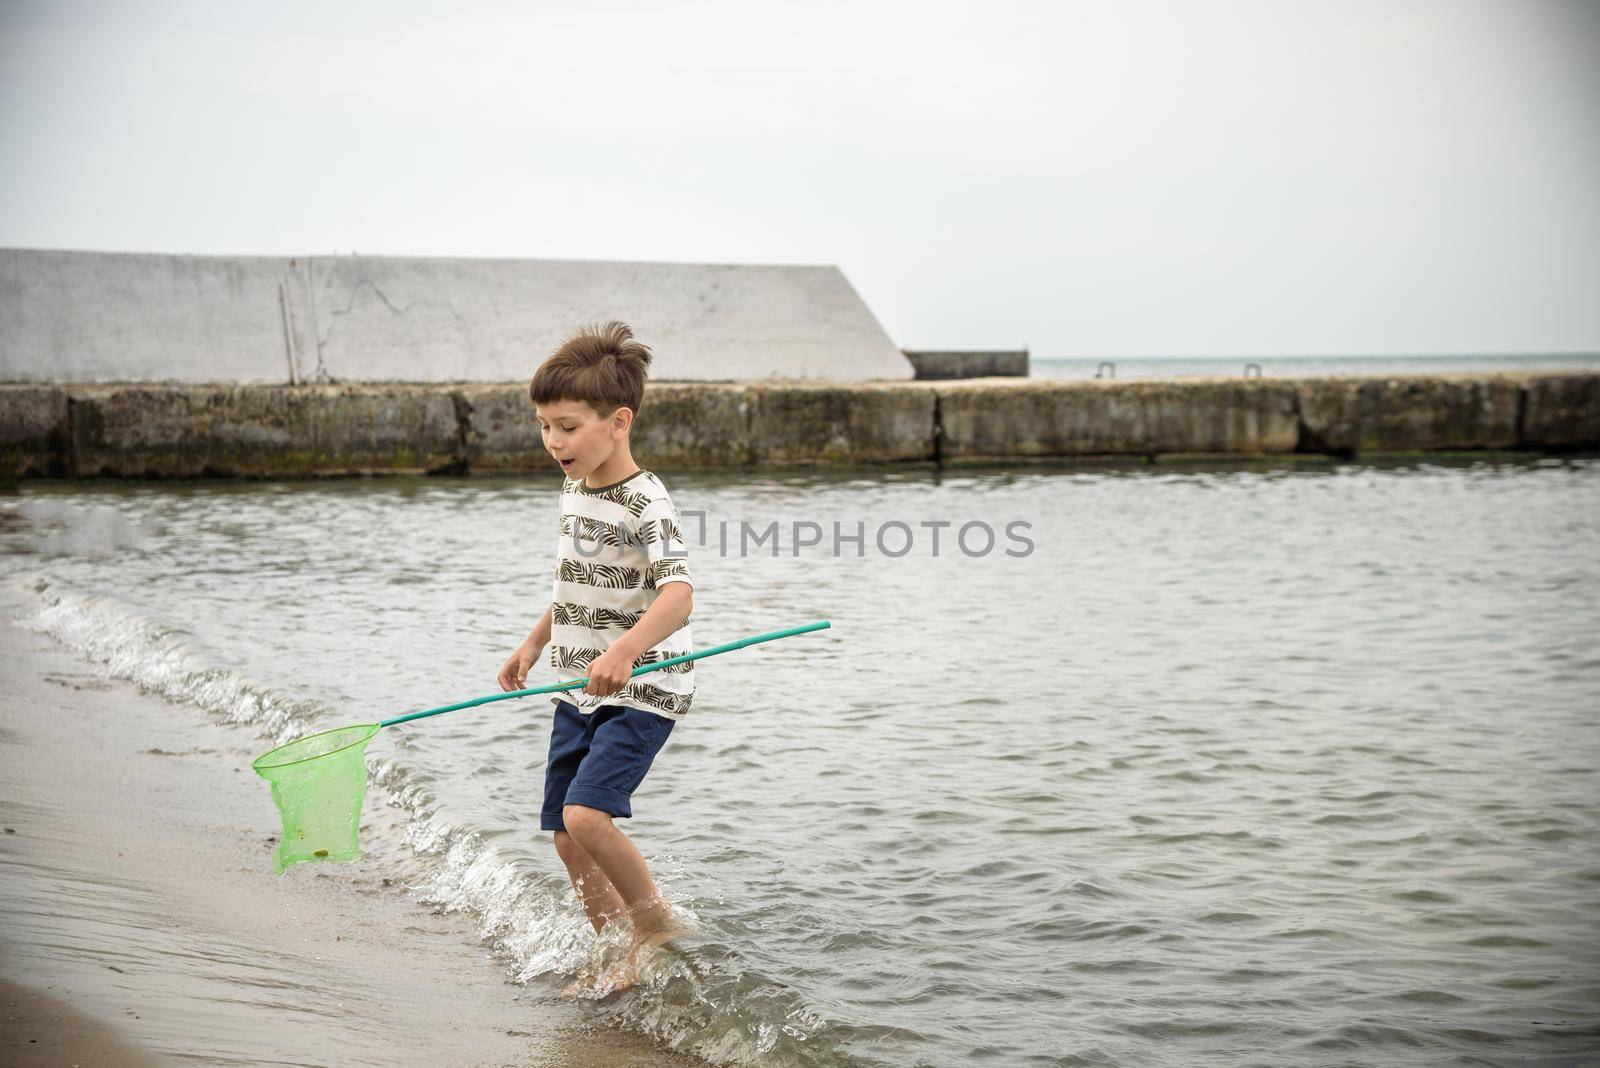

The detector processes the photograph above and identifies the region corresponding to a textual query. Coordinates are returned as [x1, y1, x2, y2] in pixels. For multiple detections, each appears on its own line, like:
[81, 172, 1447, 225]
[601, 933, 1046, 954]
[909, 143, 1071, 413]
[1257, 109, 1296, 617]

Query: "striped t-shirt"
[547, 468, 695, 721]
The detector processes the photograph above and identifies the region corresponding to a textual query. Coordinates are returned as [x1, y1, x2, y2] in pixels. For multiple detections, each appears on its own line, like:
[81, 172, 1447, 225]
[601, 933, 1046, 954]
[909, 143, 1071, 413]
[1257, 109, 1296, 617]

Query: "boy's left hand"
[583, 646, 636, 697]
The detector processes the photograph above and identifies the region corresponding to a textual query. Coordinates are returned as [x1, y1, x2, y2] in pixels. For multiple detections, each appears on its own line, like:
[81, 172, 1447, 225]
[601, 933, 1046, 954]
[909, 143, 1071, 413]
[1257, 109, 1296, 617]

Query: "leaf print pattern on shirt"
[639, 516, 685, 547]
[646, 558, 691, 590]
[593, 606, 648, 631]
[559, 558, 644, 590]
[562, 514, 642, 551]
[632, 649, 694, 675]
[586, 482, 654, 520]
[625, 682, 693, 717]
[552, 644, 602, 674]
[556, 601, 686, 633]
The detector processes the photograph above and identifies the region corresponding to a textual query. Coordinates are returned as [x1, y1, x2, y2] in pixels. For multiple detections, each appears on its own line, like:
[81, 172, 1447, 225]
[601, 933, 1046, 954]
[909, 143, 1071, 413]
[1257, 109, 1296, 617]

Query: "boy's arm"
[614, 582, 692, 663]
[525, 602, 554, 650]
[497, 602, 553, 691]
[582, 583, 692, 696]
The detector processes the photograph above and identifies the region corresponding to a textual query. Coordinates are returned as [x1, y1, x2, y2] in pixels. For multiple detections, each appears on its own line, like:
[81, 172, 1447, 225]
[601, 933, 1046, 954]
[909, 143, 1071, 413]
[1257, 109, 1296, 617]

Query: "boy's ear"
[611, 406, 634, 434]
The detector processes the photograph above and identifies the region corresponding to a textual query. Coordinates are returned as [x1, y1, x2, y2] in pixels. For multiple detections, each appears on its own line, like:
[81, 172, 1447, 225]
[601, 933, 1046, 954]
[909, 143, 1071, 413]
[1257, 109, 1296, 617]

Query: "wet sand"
[1, 978, 166, 1067]
[0, 589, 704, 1068]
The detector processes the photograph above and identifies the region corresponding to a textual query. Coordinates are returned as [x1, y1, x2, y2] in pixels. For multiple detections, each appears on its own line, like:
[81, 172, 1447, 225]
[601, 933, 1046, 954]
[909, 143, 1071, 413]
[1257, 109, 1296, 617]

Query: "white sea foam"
[18, 573, 314, 744]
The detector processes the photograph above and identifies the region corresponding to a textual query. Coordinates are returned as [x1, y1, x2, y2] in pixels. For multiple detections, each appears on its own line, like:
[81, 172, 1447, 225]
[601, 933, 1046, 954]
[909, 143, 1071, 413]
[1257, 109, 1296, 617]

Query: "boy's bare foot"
[561, 956, 641, 998]
[559, 899, 696, 1000]
[596, 956, 641, 995]
[597, 921, 689, 997]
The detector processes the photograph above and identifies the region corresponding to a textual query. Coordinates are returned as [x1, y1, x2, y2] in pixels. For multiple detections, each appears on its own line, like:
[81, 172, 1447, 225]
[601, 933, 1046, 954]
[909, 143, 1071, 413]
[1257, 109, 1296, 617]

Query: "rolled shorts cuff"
[543, 784, 634, 829]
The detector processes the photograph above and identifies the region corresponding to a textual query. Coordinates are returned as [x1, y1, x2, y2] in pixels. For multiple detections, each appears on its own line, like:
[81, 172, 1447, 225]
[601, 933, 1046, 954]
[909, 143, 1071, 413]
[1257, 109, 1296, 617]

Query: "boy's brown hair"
[529, 320, 653, 419]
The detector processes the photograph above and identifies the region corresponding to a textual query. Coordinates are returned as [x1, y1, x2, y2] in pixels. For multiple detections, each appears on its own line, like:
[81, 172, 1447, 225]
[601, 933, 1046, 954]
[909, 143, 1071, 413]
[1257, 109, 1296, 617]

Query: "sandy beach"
[0, 584, 704, 1068]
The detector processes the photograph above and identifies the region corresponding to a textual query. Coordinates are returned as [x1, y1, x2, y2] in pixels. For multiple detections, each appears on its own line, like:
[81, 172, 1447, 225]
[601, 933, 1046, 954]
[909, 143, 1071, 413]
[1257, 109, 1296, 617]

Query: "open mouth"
[558, 458, 575, 470]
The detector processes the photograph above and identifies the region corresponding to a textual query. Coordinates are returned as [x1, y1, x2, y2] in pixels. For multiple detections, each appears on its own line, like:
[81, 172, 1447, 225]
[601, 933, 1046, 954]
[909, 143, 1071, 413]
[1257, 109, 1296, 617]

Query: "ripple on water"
[1390, 889, 1457, 904]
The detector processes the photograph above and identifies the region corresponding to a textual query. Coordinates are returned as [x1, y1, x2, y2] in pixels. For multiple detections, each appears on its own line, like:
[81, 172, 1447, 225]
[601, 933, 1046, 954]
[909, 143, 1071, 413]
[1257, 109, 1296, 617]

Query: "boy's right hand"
[498, 643, 542, 692]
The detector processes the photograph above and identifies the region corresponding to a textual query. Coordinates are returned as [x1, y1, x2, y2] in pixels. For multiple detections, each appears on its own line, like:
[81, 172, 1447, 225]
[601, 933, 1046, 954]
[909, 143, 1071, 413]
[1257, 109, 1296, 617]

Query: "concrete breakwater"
[2, 373, 1596, 479]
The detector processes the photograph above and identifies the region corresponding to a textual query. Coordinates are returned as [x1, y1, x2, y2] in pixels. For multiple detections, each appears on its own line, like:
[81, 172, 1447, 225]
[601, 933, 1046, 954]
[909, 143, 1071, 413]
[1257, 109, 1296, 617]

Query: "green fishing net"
[252, 724, 379, 874]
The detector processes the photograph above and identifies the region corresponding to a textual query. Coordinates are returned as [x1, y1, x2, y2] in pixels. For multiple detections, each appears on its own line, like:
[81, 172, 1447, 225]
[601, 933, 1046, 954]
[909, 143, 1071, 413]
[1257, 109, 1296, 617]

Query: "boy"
[496, 320, 697, 994]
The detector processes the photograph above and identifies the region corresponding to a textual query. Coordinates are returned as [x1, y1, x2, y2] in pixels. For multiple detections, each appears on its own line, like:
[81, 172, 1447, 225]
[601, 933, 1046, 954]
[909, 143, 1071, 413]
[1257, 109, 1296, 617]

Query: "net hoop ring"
[252, 724, 381, 773]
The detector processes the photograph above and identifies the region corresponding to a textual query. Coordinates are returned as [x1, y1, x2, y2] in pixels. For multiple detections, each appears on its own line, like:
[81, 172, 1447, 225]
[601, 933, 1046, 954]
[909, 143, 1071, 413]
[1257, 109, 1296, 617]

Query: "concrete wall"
[937, 378, 1300, 459]
[0, 249, 913, 384]
[2, 373, 1595, 479]
[1296, 376, 1522, 454]
[904, 350, 1029, 379]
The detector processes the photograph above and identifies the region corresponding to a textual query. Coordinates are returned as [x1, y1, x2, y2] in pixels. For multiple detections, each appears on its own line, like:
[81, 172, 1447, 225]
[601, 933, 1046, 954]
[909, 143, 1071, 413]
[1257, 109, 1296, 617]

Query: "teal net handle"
[379, 620, 830, 728]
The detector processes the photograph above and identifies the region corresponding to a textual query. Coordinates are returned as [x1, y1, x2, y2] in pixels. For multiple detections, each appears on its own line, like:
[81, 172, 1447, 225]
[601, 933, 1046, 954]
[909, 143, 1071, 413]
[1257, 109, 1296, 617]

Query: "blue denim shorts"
[540, 700, 676, 832]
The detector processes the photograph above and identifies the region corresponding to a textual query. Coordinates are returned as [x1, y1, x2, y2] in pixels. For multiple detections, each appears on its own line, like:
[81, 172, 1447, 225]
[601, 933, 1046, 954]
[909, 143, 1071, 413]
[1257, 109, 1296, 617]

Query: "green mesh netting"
[252, 724, 380, 874]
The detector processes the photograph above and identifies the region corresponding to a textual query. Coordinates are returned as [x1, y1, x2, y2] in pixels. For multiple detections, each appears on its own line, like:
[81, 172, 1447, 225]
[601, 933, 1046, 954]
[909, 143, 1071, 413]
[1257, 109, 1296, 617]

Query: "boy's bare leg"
[562, 805, 695, 989]
[552, 829, 626, 935]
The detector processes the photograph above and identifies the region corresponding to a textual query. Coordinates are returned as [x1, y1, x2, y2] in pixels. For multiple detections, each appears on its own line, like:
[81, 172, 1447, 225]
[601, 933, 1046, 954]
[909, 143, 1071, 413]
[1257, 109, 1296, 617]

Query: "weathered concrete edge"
[1, 373, 1595, 479]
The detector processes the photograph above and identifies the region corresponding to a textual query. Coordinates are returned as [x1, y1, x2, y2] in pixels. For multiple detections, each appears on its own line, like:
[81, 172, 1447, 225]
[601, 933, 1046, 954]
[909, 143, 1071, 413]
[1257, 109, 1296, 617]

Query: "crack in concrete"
[1514, 383, 1529, 449]
[448, 389, 477, 472]
[315, 277, 472, 355]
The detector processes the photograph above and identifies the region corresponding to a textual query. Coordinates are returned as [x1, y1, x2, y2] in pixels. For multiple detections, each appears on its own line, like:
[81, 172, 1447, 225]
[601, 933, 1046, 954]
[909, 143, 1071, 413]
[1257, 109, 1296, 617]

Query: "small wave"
[17, 573, 318, 745]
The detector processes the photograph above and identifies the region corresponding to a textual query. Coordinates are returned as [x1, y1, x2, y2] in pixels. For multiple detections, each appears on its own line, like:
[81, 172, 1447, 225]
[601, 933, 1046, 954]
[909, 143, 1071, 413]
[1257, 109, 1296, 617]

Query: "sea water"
[3, 456, 1598, 1066]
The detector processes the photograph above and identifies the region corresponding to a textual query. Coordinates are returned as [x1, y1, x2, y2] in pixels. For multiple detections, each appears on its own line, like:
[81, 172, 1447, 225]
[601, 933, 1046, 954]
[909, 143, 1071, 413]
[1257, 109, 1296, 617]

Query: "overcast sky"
[2, 0, 1596, 357]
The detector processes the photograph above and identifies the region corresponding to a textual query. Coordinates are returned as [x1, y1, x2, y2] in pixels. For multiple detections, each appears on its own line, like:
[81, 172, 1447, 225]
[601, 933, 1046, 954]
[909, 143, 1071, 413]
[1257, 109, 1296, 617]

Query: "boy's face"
[535, 399, 629, 481]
